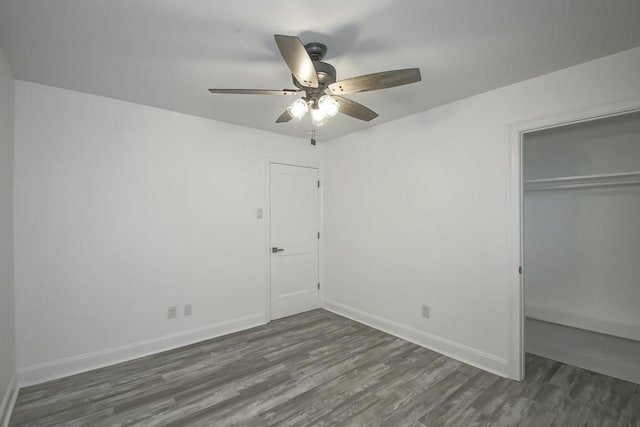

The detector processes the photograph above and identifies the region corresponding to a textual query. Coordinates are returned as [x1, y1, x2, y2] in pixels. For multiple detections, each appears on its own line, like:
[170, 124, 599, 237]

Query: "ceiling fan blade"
[208, 89, 299, 95]
[334, 96, 379, 122]
[275, 110, 293, 123]
[274, 35, 318, 88]
[328, 68, 421, 95]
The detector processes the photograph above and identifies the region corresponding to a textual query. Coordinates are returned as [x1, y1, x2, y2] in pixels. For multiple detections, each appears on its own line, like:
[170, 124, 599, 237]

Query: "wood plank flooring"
[9, 309, 640, 426]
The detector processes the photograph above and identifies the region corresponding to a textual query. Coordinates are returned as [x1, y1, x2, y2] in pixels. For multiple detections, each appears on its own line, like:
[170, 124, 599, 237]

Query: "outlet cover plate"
[168, 306, 177, 319]
[421, 305, 430, 319]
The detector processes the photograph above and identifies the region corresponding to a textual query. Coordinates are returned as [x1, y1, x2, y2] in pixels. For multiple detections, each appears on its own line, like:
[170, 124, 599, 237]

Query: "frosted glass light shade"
[287, 98, 309, 121]
[318, 95, 340, 117]
[311, 108, 329, 126]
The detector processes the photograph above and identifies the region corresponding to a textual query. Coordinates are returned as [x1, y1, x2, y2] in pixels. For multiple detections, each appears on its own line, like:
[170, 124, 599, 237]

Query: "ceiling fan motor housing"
[293, 56, 336, 102]
[291, 42, 336, 100]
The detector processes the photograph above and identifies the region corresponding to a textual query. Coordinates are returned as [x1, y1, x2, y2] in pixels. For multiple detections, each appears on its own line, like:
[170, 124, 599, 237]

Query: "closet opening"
[521, 109, 640, 384]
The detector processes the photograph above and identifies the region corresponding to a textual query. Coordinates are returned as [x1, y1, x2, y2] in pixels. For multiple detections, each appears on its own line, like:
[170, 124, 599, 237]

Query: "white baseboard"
[526, 305, 640, 342]
[526, 318, 640, 385]
[1, 375, 18, 427]
[527, 341, 640, 385]
[323, 300, 509, 378]
[18, 313, 267, 387]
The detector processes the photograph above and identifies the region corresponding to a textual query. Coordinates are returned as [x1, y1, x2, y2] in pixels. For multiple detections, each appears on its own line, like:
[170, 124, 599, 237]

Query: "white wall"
[13, 81, 321, 385]
[0, 42, 16, 422]
[323, 47, 640, 377]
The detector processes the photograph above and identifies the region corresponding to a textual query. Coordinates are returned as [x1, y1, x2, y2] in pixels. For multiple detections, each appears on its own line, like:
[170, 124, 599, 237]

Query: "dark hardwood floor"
[9, 309, 640, 426]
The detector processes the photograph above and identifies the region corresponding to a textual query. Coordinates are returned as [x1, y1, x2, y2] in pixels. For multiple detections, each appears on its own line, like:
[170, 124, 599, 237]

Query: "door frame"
[264, 159, 323, 322]
[508, 98, 640, 381]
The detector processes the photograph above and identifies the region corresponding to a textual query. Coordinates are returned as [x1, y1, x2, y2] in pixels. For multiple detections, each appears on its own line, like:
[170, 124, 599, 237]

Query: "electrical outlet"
[184, 304, 192, 316]
[168, 306, 177, 319]
[421, 305, 430, 319]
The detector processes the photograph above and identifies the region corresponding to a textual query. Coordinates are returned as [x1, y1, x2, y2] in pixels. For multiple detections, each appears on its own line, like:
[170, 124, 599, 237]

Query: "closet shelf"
[524, 171, 640, 191]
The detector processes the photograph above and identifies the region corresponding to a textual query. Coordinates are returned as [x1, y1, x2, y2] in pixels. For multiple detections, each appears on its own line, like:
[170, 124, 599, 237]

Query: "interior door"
[270, 163, 320, 320]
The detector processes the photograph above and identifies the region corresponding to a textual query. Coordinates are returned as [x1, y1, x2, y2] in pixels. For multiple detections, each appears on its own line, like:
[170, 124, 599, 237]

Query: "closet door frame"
[508, 98, 640, 381]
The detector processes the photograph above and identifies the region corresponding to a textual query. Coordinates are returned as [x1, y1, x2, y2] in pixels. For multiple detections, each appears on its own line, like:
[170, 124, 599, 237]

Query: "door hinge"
[317, 283, 320, 290]
[318, 231, 320, 239]
[518, 266, 523, 275]
[317, 180, 320, 188]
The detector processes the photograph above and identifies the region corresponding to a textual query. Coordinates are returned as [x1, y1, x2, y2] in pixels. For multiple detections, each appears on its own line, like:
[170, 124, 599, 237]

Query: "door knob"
[272, 247, 285, 253]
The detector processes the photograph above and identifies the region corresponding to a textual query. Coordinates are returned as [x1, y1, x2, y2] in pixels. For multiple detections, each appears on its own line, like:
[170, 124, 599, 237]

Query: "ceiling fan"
[208, 34, 422, 127]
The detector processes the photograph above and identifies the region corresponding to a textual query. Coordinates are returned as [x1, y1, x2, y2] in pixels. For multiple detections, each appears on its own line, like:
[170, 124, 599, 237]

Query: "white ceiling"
[1, 0, 640, 142]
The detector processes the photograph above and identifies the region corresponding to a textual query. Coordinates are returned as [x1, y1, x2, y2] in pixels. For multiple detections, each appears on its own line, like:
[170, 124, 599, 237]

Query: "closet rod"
[524, 171, 640, 191]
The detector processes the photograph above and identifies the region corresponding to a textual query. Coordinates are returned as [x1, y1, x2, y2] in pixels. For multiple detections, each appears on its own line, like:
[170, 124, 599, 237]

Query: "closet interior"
[523, 110, 640, 384]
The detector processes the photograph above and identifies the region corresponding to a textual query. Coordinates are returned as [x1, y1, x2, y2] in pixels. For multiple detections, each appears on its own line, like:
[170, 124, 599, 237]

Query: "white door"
[270, 163, 320, 320]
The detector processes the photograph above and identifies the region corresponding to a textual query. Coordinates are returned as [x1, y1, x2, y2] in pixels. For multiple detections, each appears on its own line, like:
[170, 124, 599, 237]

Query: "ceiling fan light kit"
[318, 95, 340, 117]
[311, 107, 329, 127]
[286, 98, 309, 121]
[208, 34, 422, 133]
[287, 94, 340, 126]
